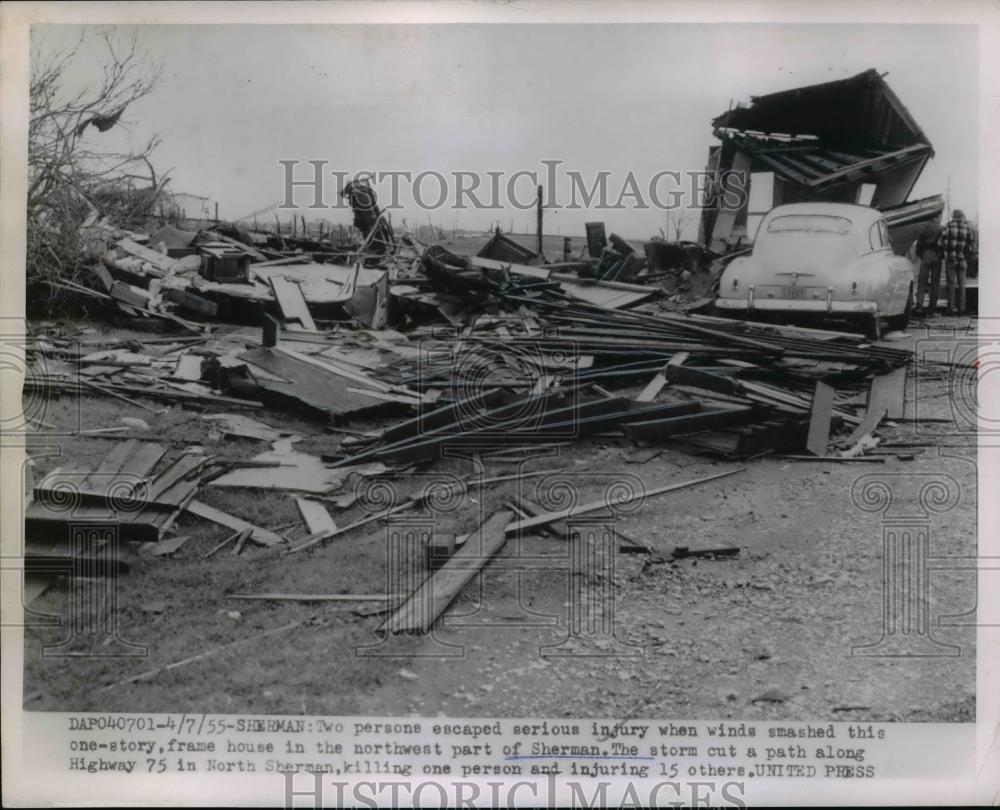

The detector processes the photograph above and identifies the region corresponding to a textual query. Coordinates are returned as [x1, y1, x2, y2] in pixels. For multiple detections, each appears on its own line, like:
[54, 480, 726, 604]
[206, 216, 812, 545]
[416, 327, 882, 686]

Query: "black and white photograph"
[1, 2, 997, 807]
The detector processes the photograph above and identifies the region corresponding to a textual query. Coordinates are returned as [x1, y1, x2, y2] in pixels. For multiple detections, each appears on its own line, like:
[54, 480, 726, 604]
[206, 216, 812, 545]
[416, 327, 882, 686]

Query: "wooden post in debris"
[536, 185, 544, 255]
[563, 237, 572, 261]
[214, 202, 219, 224]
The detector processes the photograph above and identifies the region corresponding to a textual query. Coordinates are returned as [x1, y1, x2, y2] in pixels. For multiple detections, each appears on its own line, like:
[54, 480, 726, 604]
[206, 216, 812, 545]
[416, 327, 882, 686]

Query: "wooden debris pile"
[324, 286, 915, 465]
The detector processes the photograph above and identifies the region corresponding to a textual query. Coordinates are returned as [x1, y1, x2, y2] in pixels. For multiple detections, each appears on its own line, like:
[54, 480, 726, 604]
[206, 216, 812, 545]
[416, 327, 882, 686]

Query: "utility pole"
[536, 184, 543, 255]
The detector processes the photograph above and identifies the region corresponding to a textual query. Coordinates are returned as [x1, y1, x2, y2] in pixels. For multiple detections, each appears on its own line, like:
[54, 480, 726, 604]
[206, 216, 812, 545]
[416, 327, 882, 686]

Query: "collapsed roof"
[703, 69, 939, 252]
[713, 68, 931, 151]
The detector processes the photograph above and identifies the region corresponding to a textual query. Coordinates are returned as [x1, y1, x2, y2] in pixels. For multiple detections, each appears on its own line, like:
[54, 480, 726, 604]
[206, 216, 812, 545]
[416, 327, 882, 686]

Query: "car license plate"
[783, 286, 804, 299]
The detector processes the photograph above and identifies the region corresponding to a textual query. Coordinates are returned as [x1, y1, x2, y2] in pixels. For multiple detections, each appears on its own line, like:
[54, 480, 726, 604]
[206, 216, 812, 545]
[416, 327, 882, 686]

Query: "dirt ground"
[21, 316, 978, 722]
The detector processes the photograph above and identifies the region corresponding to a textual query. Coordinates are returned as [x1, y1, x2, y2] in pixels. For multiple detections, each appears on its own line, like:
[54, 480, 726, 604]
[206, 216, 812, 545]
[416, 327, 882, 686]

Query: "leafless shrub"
[28, 29, 166, 310]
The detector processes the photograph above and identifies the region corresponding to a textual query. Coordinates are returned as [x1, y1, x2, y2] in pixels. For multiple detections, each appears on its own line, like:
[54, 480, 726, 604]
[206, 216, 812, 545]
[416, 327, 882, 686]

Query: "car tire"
[886, 292, 912, 333]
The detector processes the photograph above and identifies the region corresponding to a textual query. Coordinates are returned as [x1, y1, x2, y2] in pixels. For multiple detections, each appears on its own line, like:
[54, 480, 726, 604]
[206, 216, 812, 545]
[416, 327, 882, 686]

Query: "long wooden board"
[505, 467, 745, 534]
[269, 276, 317, 331]
[185, 500, 286, 547]
[868, 367, 907, 420]
[381, 510, 513, 634]
[295, 498, 337, 534]
[806, 381, 835, 456]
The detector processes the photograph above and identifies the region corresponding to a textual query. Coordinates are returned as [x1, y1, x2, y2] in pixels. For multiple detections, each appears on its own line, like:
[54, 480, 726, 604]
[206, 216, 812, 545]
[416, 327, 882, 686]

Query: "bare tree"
[666, 208, 693, 242]
[27, 29, 165, 300]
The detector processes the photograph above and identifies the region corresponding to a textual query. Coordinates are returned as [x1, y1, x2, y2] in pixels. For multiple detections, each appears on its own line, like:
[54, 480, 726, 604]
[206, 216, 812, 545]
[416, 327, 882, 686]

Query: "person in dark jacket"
[937, 209, 977, 316]
[913, 216, 944, 317]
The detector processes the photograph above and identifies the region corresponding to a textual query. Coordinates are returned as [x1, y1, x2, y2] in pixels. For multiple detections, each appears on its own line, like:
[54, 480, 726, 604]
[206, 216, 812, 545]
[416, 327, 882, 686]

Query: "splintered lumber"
[381, 510, 514, 634]
[203, 528, 250, 558]
[806, 381, 835, 456]
[287, 468, 561, 554]
[173, 354, 204, 381]
[238, 347, 399, 420]
[269, 276, 317, 331]
[778, 455, 885, 463]
[145, 534, 190, 556]
[505, 467, 745, 534]
[868, 367, 907, 420]
[26, 442, 203, 545]
[295, 497, 337, 534]
[229, 593, 400, 602]
[512, 495, 652, 552]
[185, 500, 285, 546]
[380, 388, 507, 444]
[624, 405, 755, 440]
[232, 529, 251, 556]
[636, 361, 671, 403]
[162, 287, 219, 317]
[845, 406, 888, 445]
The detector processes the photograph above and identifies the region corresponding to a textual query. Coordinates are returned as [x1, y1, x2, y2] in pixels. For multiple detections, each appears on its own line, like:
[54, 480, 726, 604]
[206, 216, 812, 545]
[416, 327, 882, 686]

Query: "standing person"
[937, 209, 977, 316]
[913, 215, 944, 317]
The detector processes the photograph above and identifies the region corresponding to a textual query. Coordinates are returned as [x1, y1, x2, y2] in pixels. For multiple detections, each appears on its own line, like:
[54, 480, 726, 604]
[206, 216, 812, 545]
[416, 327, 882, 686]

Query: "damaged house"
[701, 68, 944, 254]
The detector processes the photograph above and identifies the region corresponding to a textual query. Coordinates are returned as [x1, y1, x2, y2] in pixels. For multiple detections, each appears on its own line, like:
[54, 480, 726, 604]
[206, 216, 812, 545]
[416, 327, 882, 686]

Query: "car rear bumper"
[715, 296, 879, 315]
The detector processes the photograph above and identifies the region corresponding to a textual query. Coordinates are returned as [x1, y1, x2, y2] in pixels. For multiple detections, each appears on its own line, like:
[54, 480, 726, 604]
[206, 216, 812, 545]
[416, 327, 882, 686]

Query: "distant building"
[158, 190, 212, 221]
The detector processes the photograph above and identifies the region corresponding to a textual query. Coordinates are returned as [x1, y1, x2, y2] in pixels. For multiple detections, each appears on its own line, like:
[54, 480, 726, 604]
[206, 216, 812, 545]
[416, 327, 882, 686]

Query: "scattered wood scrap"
[505, 467, 745, 535]
[184, 500, 285, 547]
[27, 442, 206, 545]
[381, 510, 514, 635]
[295, 497, 337, 534]
[806, 381, 835, 456]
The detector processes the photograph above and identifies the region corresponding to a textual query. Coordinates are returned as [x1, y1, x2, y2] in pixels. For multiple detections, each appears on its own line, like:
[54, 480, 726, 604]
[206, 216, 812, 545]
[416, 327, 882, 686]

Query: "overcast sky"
[33, 23, 978, 239]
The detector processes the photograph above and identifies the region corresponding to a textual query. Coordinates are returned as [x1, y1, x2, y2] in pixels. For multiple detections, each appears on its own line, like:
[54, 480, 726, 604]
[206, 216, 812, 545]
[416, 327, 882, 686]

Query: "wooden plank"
[114, 237, 182, 274]
[868, 367, 907, 420]
[116, 442, 168, 479]
[624, 405, 755, 440]
[162, 287, 219, 317]
[229, 593, 400, 603]
[145, 534, 191, 556]
[35, 461, 92, 492]
[505, 467, 745, 534]
[381, 510, 514, 634]
[76, 440, 141, 493]
[90, 263, 114, 291]
[173, 354, 203, 381]
[636, 351, 689, 403]
[185, 500, 285, 547]
[238, 347, 391, 419]
[295, 498, 337, 534]
[805, 381, 836, 457]
[779, 455, 885, 463]
[110, 280, 151, 308]
[275, 345, 391, 392]
[203, 528, 249, 558]
[845, 406, 888, 445]
[269, 276, 317, 331]
[147, 454, 208, 504]
[212, 233, 268, 261]
[636, 365, 669, 403]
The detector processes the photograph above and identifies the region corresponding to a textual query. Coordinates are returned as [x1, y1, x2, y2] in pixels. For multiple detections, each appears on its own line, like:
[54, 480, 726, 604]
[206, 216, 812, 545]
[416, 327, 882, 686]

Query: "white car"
[715, 203, 915, 338]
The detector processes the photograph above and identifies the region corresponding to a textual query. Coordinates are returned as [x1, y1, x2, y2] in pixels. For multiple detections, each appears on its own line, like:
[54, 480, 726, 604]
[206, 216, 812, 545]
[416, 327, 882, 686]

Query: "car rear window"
[766, 215, 852, 235]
